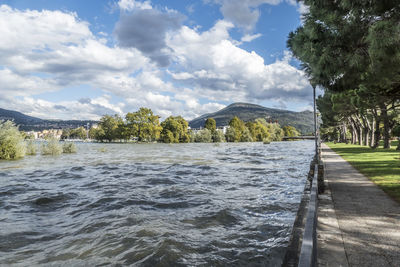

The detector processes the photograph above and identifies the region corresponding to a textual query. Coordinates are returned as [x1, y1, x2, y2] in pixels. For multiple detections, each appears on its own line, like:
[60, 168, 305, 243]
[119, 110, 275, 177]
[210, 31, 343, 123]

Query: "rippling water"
[0, 141, 314, 266]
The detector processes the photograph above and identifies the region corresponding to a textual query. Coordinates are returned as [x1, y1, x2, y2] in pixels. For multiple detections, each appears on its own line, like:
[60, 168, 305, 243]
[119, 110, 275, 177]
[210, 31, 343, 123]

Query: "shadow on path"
[318, 144, 400, 267]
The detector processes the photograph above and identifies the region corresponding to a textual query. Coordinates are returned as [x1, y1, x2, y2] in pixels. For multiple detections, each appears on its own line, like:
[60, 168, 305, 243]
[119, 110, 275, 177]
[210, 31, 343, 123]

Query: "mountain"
[0, 107, 43, 125]
[0, 107, 97, 131]
[189, 103, 314, 134]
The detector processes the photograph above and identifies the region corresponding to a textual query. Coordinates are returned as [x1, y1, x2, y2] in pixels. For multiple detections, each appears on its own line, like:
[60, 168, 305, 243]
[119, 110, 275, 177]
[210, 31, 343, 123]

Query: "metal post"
[313, 85, 318, 156]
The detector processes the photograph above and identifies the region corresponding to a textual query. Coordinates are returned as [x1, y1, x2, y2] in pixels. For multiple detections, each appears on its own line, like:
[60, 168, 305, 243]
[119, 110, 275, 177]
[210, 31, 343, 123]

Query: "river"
[0, 141, 314, 266]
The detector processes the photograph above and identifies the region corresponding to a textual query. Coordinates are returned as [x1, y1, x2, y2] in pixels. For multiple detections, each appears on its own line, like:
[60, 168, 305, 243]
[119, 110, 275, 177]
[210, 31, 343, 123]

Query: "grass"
[326, 140, 400, 203]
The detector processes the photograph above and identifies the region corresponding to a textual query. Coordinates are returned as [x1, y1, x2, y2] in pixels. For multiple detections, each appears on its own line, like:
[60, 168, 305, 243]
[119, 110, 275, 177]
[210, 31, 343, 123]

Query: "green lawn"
[326, 141, 400, 203]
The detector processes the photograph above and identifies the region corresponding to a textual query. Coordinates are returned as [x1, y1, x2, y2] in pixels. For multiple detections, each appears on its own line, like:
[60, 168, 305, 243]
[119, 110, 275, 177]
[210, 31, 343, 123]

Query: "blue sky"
[0, 0, 313, 120]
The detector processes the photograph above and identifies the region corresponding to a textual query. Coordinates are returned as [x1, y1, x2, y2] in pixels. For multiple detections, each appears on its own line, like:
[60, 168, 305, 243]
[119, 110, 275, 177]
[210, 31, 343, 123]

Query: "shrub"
[194, 129, 212, 143]
[0, 120, 26, 160]
[212, 130, 226, 143]
[25, 140, 37, 155]
[41, 138, 62, 156]
[62, 142, 77, 153]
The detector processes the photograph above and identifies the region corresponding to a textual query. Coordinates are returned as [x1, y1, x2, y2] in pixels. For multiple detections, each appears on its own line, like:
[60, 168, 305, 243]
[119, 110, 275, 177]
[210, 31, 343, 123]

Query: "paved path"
[317, 143, 400, 267]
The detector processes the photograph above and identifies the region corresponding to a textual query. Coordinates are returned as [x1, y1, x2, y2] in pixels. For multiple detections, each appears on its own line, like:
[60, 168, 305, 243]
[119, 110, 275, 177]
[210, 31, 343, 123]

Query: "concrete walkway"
[317, 143, 400, 267]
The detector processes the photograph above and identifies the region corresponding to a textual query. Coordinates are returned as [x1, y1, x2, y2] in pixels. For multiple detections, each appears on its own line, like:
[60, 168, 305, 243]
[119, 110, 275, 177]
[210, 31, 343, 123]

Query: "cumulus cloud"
[114, 5, 185, 66]
[118, 0, 152, 11]
[210, 0, 281, 31]
[0, 94, 125, 120]
[0, 3, 312, 122]
[210, 0, 307, 31]
[167, 22, 312, 103]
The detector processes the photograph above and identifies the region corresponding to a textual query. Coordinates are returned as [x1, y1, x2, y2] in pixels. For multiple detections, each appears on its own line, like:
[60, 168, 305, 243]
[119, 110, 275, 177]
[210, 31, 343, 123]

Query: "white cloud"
[210, 0, 281, 31]
[118, 0, 152, 11]
[167, 21, 312, 103]
[241, 33, 262, 43]
[0, 4, 312, 122]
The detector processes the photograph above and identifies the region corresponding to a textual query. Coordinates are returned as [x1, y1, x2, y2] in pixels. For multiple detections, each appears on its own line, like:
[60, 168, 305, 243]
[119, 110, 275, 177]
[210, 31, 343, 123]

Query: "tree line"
[76, 107, 299, 143]
[288, 1, 400, 149]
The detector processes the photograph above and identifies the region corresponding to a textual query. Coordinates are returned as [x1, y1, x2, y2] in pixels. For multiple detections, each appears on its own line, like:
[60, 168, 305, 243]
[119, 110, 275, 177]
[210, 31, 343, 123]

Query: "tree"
[225, 127, 236, 142]
[0, 120, 25, 160]
[212, 130, 226, 143]
[393, 124, 400, 151]
[70, 127, 87, 140]
[89, 127, 104, 141]
[160, 116, 189, 143]
[228, 116, 246, 142]
[194, 129, 212, 143]
[283, 126, 300, 138]
[98, 115, 120, 142]
[288, 1, 400, 148]
[204, 118, 216, 133]
[125, 108, 161, 142]
[246, 119, 270, 141]
[240, 127, 253, 142]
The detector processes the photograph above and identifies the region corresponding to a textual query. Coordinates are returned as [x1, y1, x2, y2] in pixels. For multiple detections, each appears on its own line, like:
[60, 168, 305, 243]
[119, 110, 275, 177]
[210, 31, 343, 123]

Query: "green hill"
[189, 103, 314, 134]
[0, 107, 97, 131]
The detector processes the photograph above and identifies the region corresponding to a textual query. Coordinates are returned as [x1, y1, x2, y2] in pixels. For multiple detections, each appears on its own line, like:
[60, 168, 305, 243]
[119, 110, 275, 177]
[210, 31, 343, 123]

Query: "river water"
[0, 141, 314, 266]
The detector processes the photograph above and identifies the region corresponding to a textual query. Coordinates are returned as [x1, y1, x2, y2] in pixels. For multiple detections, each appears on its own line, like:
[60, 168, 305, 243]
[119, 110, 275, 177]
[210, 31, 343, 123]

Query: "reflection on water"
[0, 141, 314, 266]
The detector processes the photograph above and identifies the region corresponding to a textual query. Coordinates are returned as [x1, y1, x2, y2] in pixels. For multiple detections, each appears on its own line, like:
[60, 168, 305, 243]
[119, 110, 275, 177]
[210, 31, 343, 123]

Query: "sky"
[0, 0, 314, 121]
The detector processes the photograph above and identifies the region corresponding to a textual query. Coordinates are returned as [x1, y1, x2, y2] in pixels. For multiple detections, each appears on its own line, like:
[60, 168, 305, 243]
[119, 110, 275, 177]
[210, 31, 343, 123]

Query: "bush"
[0, 120, 26, 160]
[41, 138, 62, 156]
[62, 142, 77, 153]
[25, 140, 37, 155]
[212, 130, 226, 143]
[194, 129, 212, 143]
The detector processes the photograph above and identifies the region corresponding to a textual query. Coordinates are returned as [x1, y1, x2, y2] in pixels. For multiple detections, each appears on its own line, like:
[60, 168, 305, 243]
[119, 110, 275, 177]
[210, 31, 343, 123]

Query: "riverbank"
[318, 144, 400, 266]
[326, 141, 400, 202]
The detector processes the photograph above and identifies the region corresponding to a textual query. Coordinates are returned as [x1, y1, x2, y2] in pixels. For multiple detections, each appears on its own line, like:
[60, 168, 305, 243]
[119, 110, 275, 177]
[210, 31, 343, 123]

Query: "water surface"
[0, 141, 314, 266]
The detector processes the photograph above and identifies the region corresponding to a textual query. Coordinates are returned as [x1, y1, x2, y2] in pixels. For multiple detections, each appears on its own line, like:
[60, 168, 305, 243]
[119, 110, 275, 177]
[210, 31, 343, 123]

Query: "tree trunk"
[353, 115, 363, 146]
[362, 115, 371, 147]
[352, 119, 359, 145]
[381, 105, 391, 149]
[372, 109, 381, 149]
[370, 116, 375, 148]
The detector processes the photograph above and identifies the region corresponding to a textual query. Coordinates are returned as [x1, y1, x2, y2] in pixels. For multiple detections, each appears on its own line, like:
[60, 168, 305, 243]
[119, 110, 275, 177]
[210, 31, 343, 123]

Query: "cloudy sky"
[0, 0, 313, 120]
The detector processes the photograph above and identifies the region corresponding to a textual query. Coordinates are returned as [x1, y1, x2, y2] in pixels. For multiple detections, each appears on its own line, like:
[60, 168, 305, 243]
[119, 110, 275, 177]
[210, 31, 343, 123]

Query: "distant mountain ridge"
[0, 107, 97, 131]
[189, 102, 314, 134]
[0, 107, 43, 125]
[1, 103, 315, 134]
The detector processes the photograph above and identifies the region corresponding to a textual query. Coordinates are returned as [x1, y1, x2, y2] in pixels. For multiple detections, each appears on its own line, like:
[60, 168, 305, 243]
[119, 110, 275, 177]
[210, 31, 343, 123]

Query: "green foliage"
[25, 140, 37, 156]
[240, 127, 253, 142]
[225, 127, 236, 142]
[289, 1, 400, 148]
[62, 127, 87, 140]
[246, 119, 270, 141]
[227, 116, 246, 142]
[161, 129, 175, 143]
[160, 116, 189, 143]
[266, 123, 284, 141]
[212, 130, 226, 143]
[0, 120, 26, 160]
[126, 108, 162, 142]
[41, 138, 62, 156]
[194, 129, 212, 143]
[89, 127, 104, 141]
[393, 125, 400, 138]
[283, 126, 300, 137]
[62, 142, 77, 153]
[24, 132, 35, 140]
[98, 115, 121, 142]
[204, 118, 216, 132]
